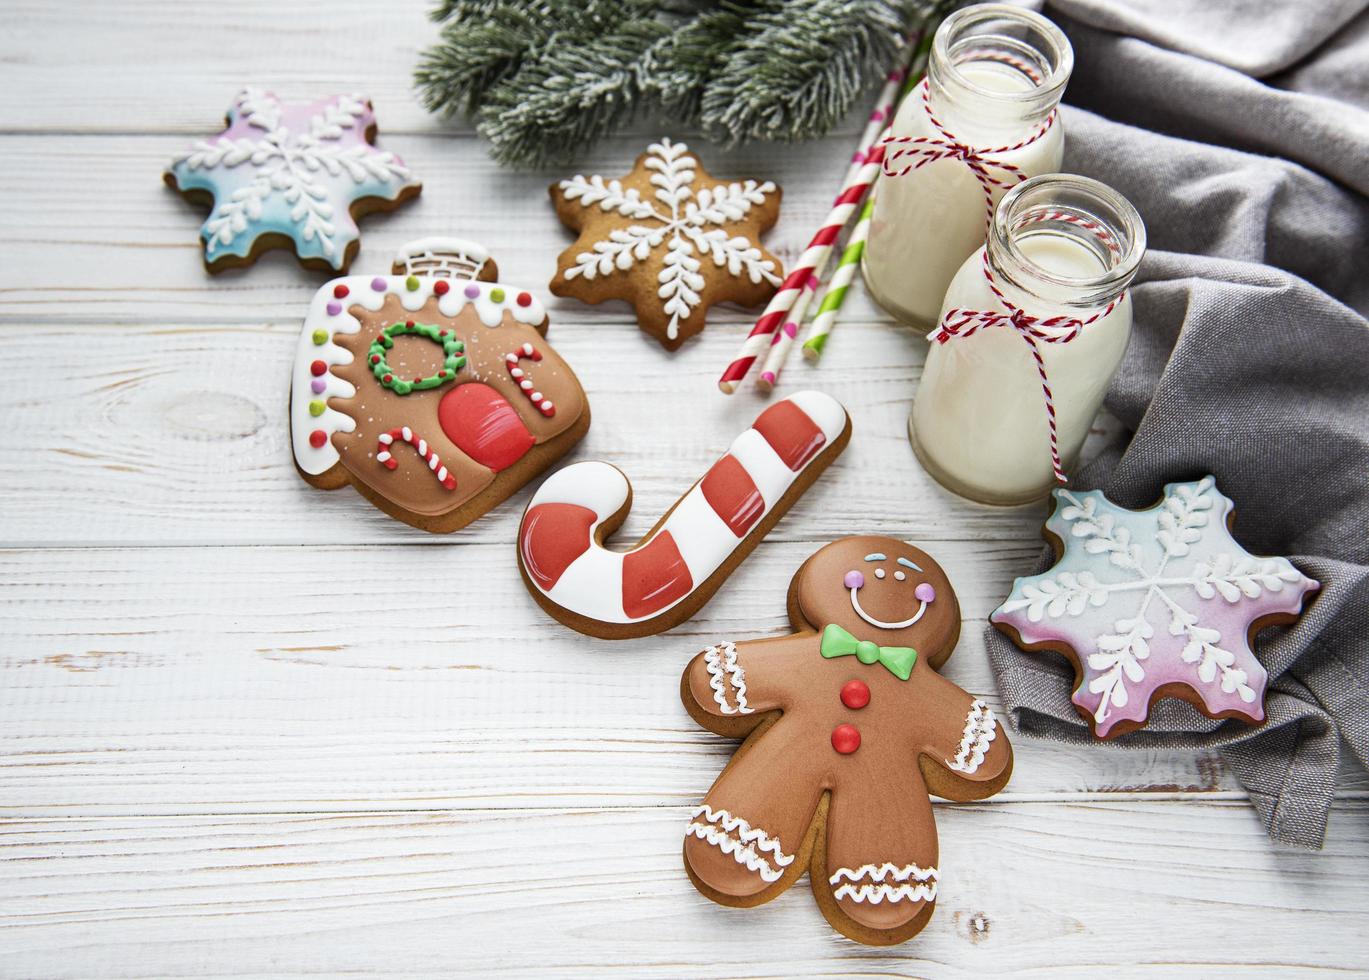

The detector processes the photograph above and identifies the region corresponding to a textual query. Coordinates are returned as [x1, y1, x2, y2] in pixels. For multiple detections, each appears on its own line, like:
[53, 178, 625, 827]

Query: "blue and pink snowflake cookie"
[991, 476, 1319, 739]
[165, 89, 421, 273]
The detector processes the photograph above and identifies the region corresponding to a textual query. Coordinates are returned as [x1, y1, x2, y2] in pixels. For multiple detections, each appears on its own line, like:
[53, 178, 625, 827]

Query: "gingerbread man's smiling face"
[793, 536, 960, 665]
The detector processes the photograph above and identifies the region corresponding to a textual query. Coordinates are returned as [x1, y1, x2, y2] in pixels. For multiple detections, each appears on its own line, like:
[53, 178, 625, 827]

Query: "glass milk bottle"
[911, 174, 1146, 505]
[863, 3, 1072, 329]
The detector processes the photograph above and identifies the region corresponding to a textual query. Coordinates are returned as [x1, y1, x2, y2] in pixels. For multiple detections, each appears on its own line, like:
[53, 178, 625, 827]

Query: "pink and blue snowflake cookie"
[165, 89, 421, 273]
[991, 476, 1320, 739]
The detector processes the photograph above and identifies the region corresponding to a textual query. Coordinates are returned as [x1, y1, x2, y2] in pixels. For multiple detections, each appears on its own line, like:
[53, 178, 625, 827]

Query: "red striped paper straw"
[756, 274, 819, 391]
[755, 52, 918, 391]
[717, 44, 922, 394]
[718, 187, 866, 393]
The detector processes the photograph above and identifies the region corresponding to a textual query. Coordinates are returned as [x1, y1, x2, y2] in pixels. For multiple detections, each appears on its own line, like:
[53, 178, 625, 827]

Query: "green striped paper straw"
[800, 27, 938, 362]
[801, 195, 876, 361]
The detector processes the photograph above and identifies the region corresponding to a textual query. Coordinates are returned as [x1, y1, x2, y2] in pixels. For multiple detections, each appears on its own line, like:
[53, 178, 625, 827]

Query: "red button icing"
[840, 679, 870, 710]
[831, 724, 861, 755]
[308, 429, 327, 449]
[437, 383, 533, 472]
[333, 284, 349, 298]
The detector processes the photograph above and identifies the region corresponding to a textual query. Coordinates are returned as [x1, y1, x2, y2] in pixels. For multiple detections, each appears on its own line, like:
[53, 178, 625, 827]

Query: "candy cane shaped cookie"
[505, 343, 555, 417]
[517, 391, 851, 638]
[376, 426, 457, 491]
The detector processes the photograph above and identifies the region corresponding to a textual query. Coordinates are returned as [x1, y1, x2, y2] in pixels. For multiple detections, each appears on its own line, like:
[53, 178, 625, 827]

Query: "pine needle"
[413, 0, 949, 166]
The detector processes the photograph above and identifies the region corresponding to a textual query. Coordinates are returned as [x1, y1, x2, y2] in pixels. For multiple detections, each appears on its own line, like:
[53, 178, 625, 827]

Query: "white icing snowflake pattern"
[992, 477, 1318, 737]
[557, 138, 780, 341]
[168, 89, 419, 270]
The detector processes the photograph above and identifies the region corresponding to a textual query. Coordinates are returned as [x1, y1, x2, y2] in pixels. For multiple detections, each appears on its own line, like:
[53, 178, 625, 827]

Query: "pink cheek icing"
[915, 583, 936, 603]
[844, 570, 865, 589]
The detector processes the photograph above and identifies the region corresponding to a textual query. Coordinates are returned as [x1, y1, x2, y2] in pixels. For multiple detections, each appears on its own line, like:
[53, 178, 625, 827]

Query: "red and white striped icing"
[505, 342, 555, 417]
[376, 426, 457, 491]
[518, 391, 846, 626]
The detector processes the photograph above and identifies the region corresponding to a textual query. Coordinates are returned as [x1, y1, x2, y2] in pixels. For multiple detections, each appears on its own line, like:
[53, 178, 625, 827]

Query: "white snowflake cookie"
[992, 477, 1320, 738]
[165, 89, 422, 273]
[549, 138, 783, 350]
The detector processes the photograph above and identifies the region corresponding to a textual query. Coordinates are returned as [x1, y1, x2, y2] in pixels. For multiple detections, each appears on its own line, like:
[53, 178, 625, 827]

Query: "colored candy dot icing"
[516, 291, 532, 307]
[309, 400, 325, 416]
[308, 429, 328, 448]
[310, 359, 327, 377]
[334, 284, 349, 299]
[371, 277, 387, 291]
[312, 329, 328, 345]
[406, 275, 420, 291]
[434, 279, 450, 296]
[464, 284, 481, 299]
[490, 288, 505, 303]
[327, 301, 342, 316]
[310, 378, 327, 394]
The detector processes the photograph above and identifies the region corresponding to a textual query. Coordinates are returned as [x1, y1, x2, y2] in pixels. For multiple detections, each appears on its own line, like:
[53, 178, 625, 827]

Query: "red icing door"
[438, 383, 534, 472]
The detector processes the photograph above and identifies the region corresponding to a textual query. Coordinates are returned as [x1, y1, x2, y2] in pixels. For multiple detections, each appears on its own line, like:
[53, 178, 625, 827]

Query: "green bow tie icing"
[820, 624, 917, 681]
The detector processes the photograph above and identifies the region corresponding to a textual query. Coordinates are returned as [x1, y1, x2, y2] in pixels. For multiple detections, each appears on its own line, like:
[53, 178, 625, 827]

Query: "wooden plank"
[0, 313, 1067, 548]
[0, 0, 880, 139]
[0, 0, 456, 135]
[5, 541, 1355, 816]
[0, 802, 1365, 977]
[6, 4, 1364, 977]
[0, 133, 881, 323]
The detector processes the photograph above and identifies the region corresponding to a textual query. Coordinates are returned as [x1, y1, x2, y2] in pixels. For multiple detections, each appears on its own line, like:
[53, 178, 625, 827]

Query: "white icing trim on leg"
[829, 863, 939, 904]
[685, 805, 794, 883]
[703, 642, 753, 715]
[946, 699, 997, 774]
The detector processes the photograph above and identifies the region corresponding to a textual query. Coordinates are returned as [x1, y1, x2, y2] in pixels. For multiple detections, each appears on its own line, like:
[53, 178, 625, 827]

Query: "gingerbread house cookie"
[291, 238, 590, 532]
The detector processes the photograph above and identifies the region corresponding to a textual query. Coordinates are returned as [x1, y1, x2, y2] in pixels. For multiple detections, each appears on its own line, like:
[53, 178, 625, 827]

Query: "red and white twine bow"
[930, 251, 1123, 485]
[881, 79, 1057, 230]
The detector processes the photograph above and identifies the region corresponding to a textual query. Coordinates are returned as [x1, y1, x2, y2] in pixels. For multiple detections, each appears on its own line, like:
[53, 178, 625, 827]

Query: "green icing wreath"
[368, 321, 467, 396]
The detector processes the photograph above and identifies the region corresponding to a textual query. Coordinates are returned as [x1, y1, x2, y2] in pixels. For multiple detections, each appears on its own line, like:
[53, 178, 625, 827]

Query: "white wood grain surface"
[2, 2, 1367, 977]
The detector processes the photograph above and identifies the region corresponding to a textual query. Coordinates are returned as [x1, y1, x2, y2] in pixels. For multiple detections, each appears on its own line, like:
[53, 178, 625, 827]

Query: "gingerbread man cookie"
[549, 138, 782, 350]
[681, 536, 1012, 946]
[291, 238, 589, 532]
[166, 89, 421, 273]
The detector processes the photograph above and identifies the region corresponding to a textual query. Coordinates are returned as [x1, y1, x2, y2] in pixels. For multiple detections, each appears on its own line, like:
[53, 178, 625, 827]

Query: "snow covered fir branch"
[414, 0, 954, 167]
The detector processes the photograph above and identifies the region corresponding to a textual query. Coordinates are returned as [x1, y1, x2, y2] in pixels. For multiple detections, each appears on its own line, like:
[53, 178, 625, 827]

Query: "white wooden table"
[2, 3, 1366, 976]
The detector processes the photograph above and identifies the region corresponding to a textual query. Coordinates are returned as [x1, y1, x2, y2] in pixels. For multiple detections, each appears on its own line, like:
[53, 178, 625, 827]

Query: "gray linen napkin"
[981, 0, 1369, 847]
